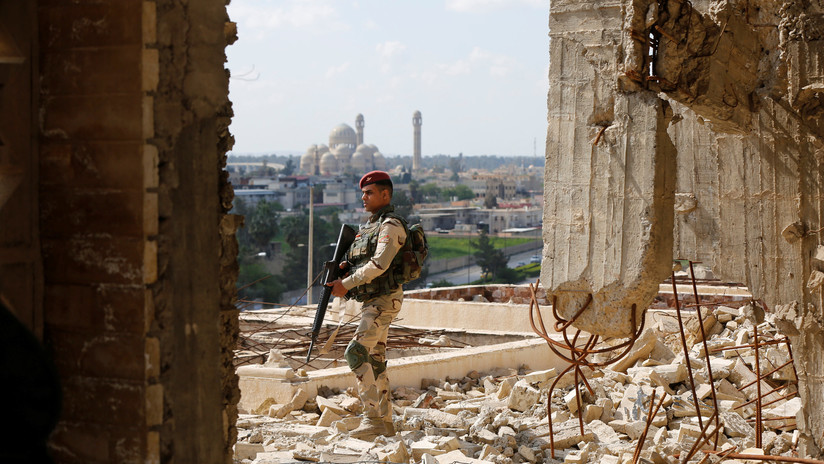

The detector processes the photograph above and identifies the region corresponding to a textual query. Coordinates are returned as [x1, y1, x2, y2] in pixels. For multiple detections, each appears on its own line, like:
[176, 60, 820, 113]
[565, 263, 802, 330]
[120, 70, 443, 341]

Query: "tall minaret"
[355, 113, 364, 146]
[412, 110, 422, 172]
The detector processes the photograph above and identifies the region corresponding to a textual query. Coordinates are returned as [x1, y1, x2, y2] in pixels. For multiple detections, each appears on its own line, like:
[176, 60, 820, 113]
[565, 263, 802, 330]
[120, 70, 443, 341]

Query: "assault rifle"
[306, 224, 356, 362]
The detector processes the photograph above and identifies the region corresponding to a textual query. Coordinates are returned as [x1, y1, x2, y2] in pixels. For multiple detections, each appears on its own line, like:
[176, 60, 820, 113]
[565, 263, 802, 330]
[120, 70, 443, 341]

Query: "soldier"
[326, 170, 408, 439]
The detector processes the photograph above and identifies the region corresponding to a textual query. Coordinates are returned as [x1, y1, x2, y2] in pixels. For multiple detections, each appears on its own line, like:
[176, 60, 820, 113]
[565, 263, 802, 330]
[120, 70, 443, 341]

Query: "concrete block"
[519, 445, 538, 463]
[340, 396, 361, 414]
[497, 377, 518, 400]
[234, 442, 263, 460]
[583, 404, 604, 422]
[564, 389, 582, 414]
[331, 416, 360, 433]
[625, 420, 647, 440]
[499, 425, 516, 437]
[268, 403, 292, 419]
[437, 436, 461, 451]
[721, 411, 754, 438]
[564, 449, 588, 464]
[539, 419, 594, 449]
[524, 368, 557, 384]
[316, 408, 342, 427]
[763, 397, 801, 429]
[649, 364, 687, 386]
[612, 330, 659, 372]
[588, 419, 621, 444]
[404, 408, 466, 429]
[480, 444, 500, 460]
[378, 440, 410, 464]
[435, 449, 492, 464]
[508, 380, 540, 412]
[315, 396, 348, 416]
[411, 440, 443, 460]
[475, 428, 498, 445]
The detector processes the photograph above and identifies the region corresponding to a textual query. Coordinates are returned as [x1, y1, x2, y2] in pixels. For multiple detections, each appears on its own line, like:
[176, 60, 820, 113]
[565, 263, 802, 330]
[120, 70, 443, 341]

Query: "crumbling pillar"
[543, 1, 676, 338]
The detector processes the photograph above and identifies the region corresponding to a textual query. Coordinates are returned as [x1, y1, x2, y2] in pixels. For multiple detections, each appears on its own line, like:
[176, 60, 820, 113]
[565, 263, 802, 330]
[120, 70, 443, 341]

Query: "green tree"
[484, 194, 498, 209]
[409, 180, 421, 203]
[280, 159, 296, 176]
[237, 261, 285, 304]
[279, 211, 344, 291]
[420, 183, 442, 202]
[444, 184, 474, 201]
[248, 200, 283, 251]
[471, 230, 507, 280]
[392, 190, 414, 220]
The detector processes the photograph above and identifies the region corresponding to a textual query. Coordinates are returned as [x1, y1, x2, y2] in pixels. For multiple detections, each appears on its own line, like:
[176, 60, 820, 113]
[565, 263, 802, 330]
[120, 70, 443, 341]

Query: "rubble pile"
[234, 302, 803, 464]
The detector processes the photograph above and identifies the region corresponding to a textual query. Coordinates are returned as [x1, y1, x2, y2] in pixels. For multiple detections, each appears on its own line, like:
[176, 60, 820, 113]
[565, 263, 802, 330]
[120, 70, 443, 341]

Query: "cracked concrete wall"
[543, 1, 676, 338]
[545, 0, 824, 455]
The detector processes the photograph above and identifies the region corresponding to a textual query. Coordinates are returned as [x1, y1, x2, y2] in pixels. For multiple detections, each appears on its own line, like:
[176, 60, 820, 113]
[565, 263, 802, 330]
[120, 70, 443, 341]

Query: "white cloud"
[435, 46, 517, 78]
[325, 62, 350, 78]
[445, 0, 545, 13]
[229, 0, 347, 35]
[376, 41, 406, 58]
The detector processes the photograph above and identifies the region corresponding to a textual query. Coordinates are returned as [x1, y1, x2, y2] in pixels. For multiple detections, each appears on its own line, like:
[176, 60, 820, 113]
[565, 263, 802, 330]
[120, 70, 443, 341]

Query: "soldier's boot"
[350, 417, 391, 440]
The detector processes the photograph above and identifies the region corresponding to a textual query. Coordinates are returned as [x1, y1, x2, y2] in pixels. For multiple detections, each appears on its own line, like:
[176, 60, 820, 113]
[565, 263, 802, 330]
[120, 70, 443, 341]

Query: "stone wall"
[0, 0, 238, 462]
[150, 0, 238, 462]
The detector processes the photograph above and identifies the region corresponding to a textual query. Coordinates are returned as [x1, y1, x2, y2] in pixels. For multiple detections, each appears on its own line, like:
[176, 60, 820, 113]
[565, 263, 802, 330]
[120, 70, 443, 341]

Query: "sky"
[226, 0, 550, 157]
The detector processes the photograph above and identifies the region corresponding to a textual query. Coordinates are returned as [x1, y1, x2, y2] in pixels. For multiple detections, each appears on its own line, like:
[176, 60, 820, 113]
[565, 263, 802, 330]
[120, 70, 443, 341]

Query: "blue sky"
[226, 0, 549, 157]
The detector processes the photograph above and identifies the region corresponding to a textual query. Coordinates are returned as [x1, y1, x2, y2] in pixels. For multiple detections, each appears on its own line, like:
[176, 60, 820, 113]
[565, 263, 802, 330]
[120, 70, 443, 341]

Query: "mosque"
[299, 114, 388, 176]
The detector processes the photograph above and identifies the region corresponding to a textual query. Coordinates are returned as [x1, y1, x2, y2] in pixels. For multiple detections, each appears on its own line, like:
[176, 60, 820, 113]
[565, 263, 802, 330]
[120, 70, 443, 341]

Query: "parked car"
[530, 255, 541, 264]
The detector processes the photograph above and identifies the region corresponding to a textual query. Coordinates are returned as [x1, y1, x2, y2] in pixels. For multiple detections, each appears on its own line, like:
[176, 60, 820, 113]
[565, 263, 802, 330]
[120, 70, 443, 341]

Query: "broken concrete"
[234, 297, 801, 464]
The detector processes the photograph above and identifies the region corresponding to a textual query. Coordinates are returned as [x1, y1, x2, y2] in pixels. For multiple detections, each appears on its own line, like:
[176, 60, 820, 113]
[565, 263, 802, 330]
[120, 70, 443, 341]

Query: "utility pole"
[307, 186, 314, 306]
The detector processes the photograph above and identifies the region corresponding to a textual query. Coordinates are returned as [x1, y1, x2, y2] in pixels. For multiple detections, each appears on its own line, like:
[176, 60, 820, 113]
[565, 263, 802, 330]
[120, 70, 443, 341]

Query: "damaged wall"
[544, 0, 824, 456]
[0, 1, 238, 462]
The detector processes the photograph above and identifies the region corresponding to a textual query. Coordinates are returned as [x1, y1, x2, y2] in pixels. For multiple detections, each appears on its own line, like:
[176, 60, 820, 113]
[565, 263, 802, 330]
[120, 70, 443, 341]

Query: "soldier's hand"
[338, 261, 350, 271]
[326, 279, 347, 298]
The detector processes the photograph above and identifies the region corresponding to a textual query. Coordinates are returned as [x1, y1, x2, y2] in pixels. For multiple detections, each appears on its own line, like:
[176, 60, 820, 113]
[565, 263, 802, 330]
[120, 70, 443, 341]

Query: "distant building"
[300, 115, 387, 176]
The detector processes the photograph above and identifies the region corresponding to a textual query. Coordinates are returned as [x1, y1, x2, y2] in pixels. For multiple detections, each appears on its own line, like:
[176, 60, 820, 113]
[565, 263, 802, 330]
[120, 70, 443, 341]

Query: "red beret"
[359, 170, 392, 189]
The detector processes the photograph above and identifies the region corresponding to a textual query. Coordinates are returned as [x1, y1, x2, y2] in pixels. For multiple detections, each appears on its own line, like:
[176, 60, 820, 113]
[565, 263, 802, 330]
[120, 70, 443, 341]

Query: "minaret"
[356, 113, 364, 146]
[412, 110, 422, 172]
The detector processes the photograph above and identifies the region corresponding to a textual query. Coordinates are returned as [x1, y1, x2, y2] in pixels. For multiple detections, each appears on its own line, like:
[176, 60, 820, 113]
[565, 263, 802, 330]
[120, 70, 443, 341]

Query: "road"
[421, 248, 542, 287]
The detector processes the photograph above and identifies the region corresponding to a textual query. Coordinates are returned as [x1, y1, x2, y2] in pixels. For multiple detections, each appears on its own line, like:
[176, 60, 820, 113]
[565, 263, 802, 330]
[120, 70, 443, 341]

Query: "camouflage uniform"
[341, 207, 407, 422]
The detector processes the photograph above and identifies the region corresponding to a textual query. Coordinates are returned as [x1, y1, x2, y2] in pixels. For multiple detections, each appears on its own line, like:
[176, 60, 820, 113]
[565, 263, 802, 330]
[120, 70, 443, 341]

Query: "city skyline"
[226, 0, 549, 157]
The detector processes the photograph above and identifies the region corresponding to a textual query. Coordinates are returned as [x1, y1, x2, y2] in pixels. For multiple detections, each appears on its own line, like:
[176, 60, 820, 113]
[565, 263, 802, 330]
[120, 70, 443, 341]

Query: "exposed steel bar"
[682, 409, 720, 464]
[689, 260, 720, 451]
[671, 271, 704, 431]
[738, 358, 792, 388]
[785, 337, 801, 384]
[528, 279, 646, 459]
[747, 416, 796, 422]
[632, 391, 667, 464]
[754, 324, 763, 449]
[735, 386, 792, 410]
[711, 338, 786, 353]
[699, 451, 824, 464]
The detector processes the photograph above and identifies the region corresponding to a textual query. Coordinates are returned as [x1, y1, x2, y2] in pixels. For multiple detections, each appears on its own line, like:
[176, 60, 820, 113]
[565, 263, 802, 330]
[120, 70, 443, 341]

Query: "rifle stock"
[306, 224, 356, 362]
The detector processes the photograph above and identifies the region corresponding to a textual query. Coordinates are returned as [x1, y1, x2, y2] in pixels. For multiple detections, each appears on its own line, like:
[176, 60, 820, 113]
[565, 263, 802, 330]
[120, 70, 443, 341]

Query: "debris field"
[234, 300, 803, 464]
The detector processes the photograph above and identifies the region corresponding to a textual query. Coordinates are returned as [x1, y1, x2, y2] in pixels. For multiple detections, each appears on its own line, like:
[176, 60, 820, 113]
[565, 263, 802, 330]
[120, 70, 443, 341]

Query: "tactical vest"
[345, 205, 408, 302]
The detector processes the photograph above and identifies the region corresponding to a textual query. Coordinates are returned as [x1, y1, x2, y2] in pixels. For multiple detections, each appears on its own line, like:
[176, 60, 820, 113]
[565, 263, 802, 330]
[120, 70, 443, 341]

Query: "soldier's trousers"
[347, 288, 403, 421]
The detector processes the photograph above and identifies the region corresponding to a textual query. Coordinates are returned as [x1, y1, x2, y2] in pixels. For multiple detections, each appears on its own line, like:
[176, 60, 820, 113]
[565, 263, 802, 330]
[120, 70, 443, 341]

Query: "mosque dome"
[316, 144, 330, 155]
[332, 145, 352, 164]
[373, 151, 387, 171]
[351, 150, 369, 173]
[329, 124, 357, 152]
[320, 151, 339, 175]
